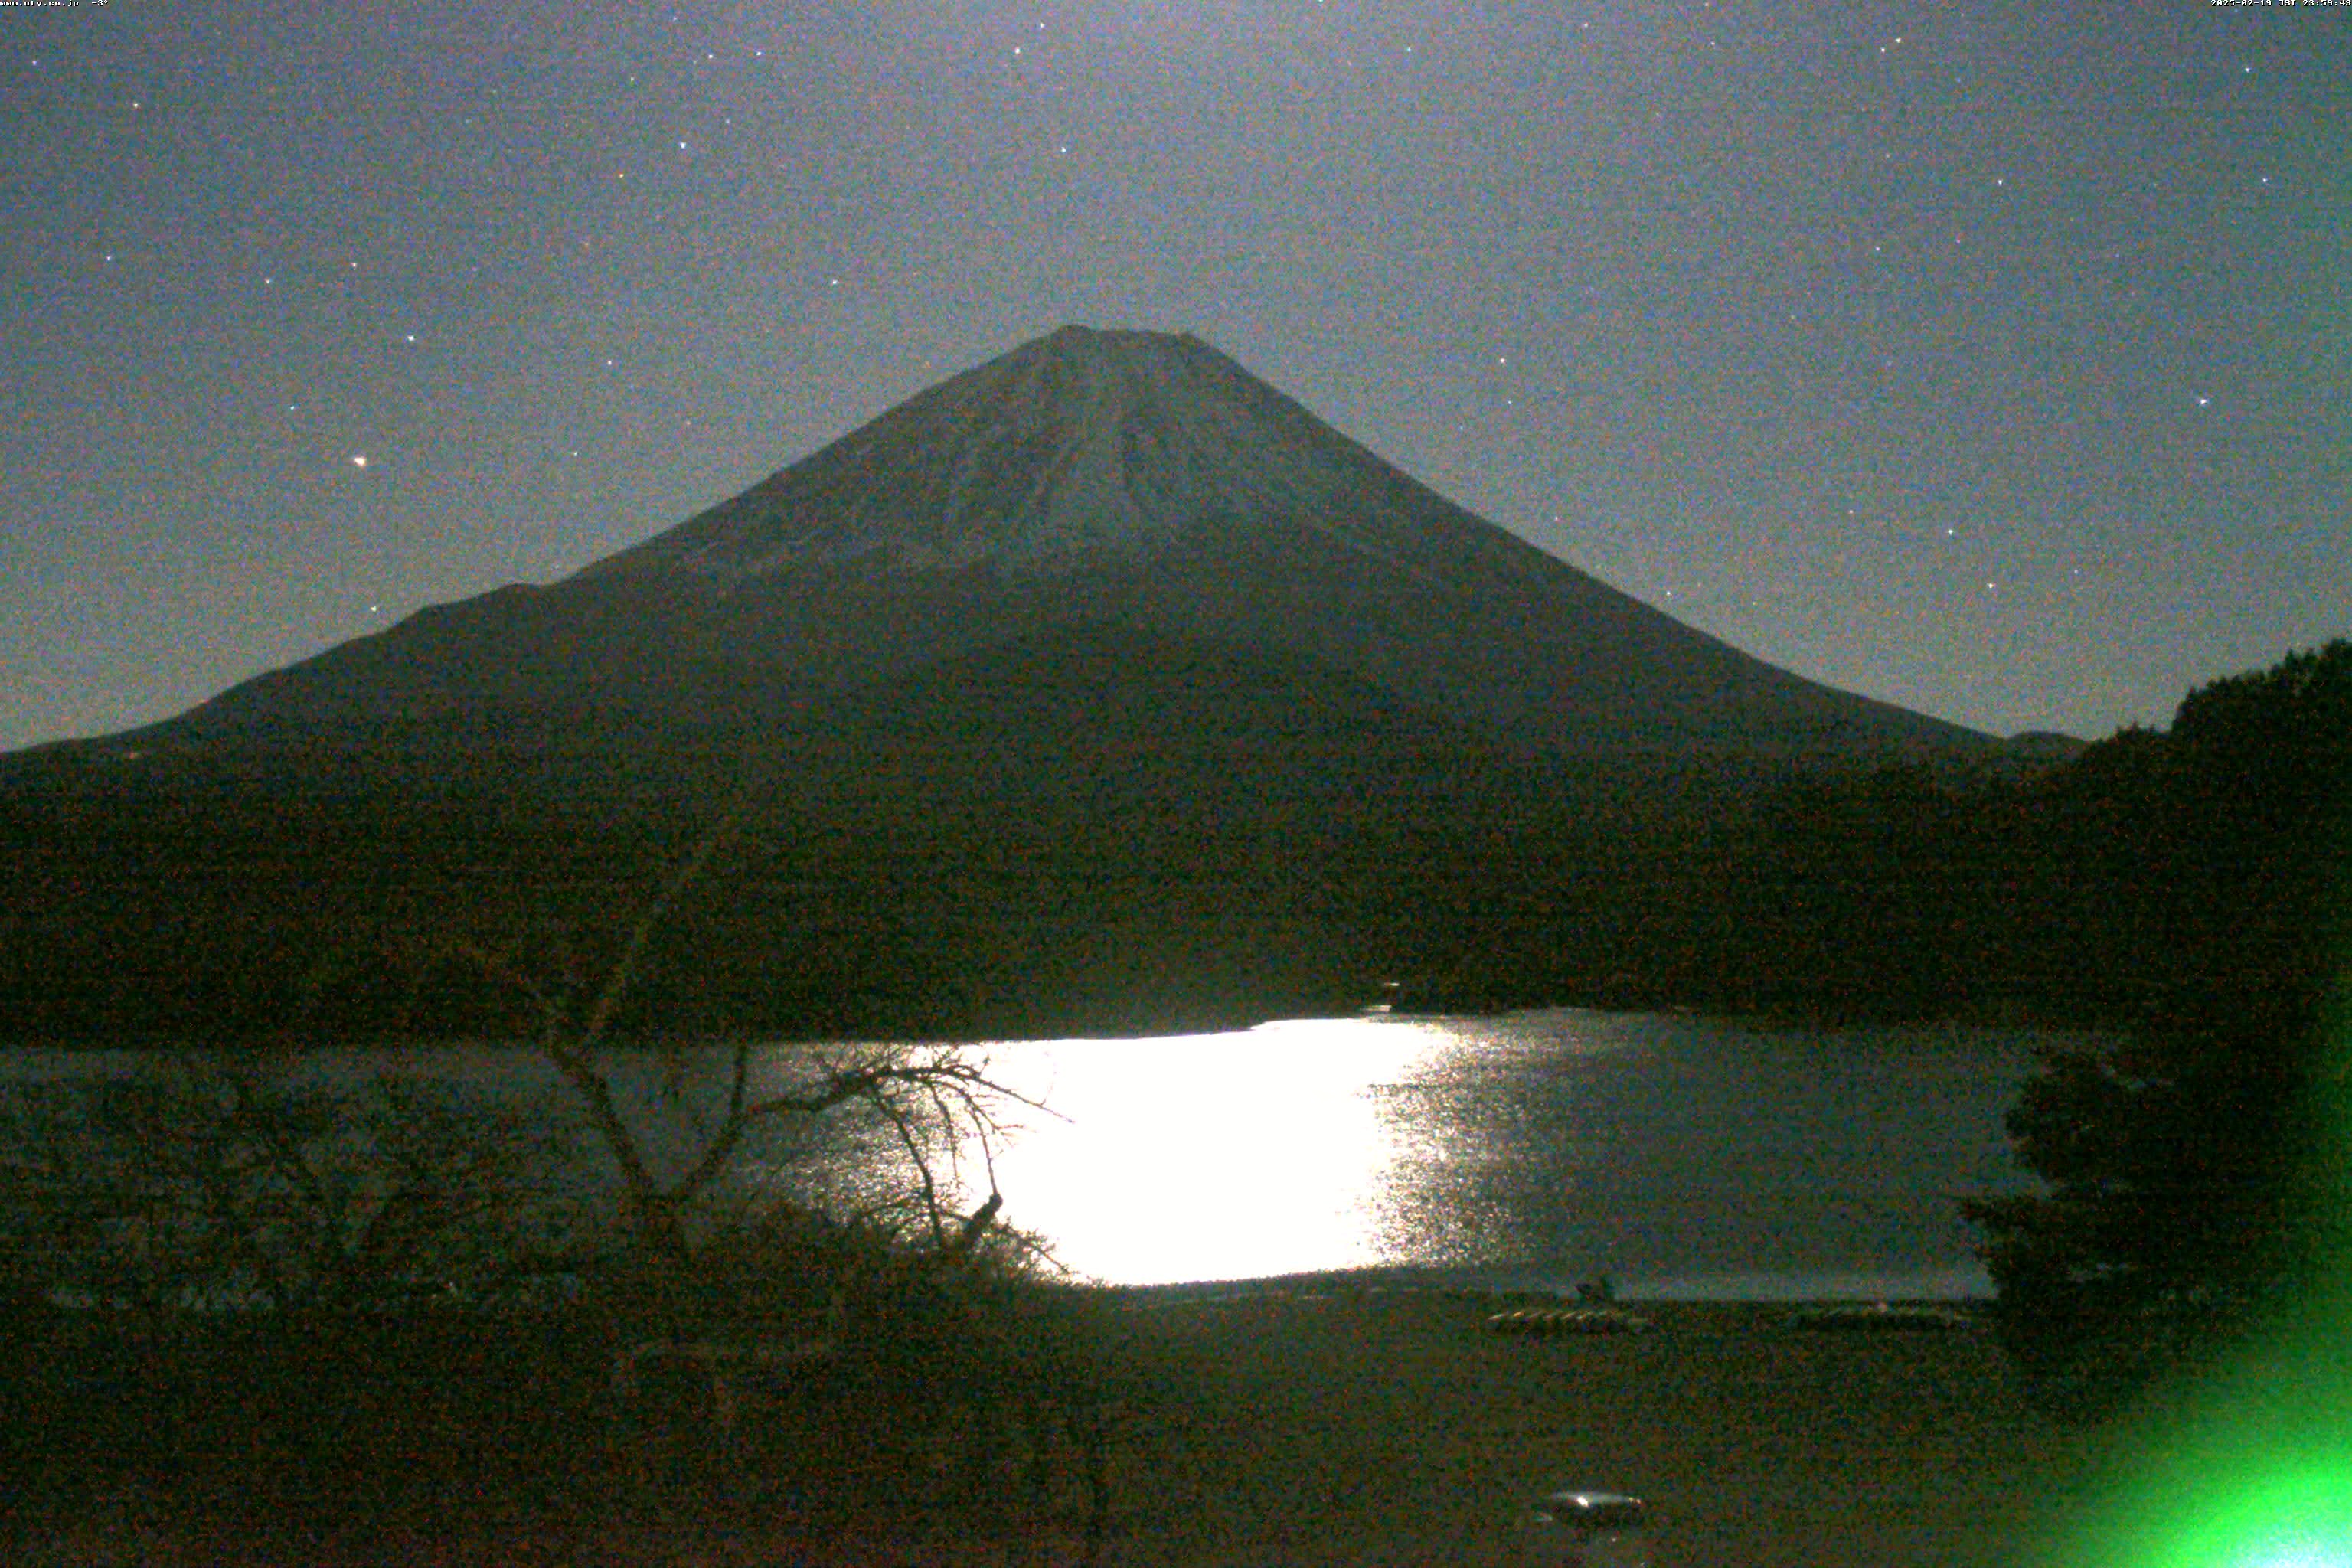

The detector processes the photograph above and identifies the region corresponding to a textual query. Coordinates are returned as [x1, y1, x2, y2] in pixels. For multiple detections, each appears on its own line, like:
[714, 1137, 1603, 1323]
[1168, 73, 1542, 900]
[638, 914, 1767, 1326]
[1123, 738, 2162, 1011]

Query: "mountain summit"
[588, 326, 1302, 577]
[137, 325, 1980, 756]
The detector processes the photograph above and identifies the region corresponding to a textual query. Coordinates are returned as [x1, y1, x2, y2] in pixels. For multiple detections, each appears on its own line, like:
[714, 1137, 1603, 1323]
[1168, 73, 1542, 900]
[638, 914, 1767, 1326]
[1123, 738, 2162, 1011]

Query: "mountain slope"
[129, 325, 1983, 758]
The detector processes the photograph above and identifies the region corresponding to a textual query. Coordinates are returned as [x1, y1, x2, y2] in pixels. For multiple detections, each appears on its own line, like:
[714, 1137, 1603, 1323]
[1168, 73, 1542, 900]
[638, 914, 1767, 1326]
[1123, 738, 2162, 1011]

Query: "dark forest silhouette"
[5, 644, 2342, 1047]
[1962, 640, 2350, 1413]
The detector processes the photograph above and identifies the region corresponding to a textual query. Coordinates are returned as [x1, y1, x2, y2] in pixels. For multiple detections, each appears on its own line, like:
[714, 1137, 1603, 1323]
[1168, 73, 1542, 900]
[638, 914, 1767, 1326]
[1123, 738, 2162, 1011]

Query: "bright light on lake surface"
[970, 1015, 1458, 1284]
[910, 1008, 2057, 1296]
[4, 1009, 2069, 1298]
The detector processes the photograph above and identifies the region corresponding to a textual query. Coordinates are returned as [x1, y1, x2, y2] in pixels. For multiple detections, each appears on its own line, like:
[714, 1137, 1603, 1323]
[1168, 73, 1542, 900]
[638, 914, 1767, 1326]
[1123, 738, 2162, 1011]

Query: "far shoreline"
[1088, 1260, 1999, 1306]
[0, 998, 2112, 1055]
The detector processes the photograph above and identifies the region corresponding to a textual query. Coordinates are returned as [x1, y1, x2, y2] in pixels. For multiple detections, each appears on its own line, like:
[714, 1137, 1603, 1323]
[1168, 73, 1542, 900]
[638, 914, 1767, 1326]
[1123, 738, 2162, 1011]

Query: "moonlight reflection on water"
[967, 1015, 1459, 1285]
[926, 1009, 2050, 1296]
[2, 1010, 2056, 1298]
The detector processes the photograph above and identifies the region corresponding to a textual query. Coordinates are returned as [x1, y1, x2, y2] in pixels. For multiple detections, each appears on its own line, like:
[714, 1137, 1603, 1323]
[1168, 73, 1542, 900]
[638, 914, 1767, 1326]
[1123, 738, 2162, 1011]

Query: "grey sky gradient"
[2, 1, 2345, 751]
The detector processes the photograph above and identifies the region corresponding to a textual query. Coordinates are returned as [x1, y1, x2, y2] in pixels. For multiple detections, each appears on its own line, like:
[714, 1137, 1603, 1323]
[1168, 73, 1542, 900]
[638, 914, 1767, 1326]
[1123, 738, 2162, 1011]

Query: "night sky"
[4, 2, 2345, 753]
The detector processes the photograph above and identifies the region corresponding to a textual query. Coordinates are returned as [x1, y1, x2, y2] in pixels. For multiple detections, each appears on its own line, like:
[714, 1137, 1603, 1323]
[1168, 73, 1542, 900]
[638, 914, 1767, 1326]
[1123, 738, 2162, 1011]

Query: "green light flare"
[2042, 1250, 2352, 1567]
[2151, 1466, 2352, 1568]
[2043, 902, 2352, 1568]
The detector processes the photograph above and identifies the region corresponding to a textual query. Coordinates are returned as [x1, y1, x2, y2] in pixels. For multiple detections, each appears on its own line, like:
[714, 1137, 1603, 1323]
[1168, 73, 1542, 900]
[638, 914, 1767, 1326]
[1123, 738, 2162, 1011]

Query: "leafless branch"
[579, 808, 742, 1062]
[407, 796, 1057, 1292]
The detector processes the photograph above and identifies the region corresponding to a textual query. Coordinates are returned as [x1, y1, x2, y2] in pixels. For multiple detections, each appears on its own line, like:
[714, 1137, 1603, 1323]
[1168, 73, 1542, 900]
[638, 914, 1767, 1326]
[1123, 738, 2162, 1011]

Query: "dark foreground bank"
[4, 1280, 2124, 1566]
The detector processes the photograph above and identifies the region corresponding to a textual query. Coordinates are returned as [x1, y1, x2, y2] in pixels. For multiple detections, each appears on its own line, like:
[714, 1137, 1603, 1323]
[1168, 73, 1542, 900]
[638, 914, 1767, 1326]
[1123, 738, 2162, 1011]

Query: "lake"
[932, 1008, 2066, 1297]
[5, 1008, 2071, 1300]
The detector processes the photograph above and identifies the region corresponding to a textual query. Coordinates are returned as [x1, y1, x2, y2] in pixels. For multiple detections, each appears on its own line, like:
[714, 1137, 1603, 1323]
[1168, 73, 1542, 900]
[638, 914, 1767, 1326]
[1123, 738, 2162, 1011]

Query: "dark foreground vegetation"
[1962, 641, 2351, 1419]
[2, 1250, 1127, 1566]
[0, 1016, 1130, 1562]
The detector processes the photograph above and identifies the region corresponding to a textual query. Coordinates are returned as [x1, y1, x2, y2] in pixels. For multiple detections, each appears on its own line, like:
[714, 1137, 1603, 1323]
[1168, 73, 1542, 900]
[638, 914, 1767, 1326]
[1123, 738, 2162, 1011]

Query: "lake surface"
[942, 1009, 2062, 1297]
[5, 1008, 2069, 1299]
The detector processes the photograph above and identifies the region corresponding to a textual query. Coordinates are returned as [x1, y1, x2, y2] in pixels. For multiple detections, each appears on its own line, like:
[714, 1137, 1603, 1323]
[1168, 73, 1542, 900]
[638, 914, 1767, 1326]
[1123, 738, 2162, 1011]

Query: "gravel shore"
[1080, 1285, 2092, 1566]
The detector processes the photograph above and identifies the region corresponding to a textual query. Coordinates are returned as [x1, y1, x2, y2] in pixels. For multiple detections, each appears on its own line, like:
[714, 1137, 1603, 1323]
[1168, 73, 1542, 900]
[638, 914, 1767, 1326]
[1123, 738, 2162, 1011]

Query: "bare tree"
[0, 1064, 578, 1320]
[456, 806, 1044, 1304]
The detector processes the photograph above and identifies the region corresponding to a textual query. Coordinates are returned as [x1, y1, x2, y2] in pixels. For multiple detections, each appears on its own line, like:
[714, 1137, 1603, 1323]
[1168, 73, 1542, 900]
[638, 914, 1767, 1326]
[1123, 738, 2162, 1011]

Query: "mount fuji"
[123, 325, 1981, 759]
[5, 327, 2002, 1042]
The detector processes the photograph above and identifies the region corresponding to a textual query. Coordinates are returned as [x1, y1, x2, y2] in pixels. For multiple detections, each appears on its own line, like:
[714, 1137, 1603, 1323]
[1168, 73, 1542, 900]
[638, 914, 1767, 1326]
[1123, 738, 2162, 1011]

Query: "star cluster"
[1, 1, 2344, 748]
